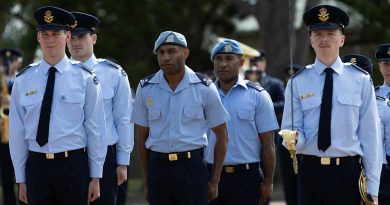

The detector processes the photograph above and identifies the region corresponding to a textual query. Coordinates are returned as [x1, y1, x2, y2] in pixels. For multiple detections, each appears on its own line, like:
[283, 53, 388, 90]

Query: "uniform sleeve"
[130, 84, 148, 127]
[255, 90, 279, 133]
[9, 81, 29, 183]
[112, 72, 134, 165]
[359, 79, 382, 195]
[281, 78, 306, 151]
[84, 74, 107, 178]
[204, 83, 230, 128]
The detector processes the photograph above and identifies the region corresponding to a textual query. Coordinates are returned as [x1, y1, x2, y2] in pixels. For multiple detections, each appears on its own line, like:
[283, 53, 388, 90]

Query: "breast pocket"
[301, 96, 321, 111]
[20, 94, 43, 139]
[183, 106, 204, 120]
[337, 94, 361, 125]
[238, 109, 255, 121]
[58, 93, 85, 121]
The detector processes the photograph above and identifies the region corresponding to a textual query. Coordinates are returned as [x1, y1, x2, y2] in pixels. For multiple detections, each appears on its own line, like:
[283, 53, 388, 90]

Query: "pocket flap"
[301, 96, 321, 111]
[148, 108, 161, 120]
[337, 94, 361, 107]
[20, 93, 43, 106]
[238, 109, 254, 120]
[59, 94, 84, 103]
[184, 106, 203, 119]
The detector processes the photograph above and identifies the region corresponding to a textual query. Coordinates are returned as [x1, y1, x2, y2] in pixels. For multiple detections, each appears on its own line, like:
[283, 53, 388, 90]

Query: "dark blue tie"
[318, 68, 333, 151]
[36, 67, 56, 147]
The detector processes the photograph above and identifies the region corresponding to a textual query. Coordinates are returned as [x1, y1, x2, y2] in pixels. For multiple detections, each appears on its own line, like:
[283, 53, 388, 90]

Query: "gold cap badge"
[350, 57, 357, 64]
[318, 8, 329, 22]
[70, 21, 77, 29]
[44, 10, 54, 23]
[387, 47, 390, 56]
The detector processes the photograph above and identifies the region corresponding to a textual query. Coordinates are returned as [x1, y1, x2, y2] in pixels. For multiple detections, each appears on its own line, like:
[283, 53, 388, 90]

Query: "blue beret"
[303, 5, 349, 31]
[70, 12, 100, 36]
[153, 31, 187, 54]
[375, 44, 390, 61]
[342, 54, 372, 74]
[210, 39, 243, 61]
[34, 6, 76, 31]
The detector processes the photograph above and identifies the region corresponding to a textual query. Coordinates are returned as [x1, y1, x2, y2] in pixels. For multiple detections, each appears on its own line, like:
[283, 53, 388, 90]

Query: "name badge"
[300, 92, 314, 99]
[25, 89, 37, 96]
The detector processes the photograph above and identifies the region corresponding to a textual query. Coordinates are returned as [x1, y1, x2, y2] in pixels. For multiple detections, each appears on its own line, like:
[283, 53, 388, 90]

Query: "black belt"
[150, 148, 203, 161]
[220, 163, 259, 174]
[29, 148, 86, 160]
[301, 154, 360, 166]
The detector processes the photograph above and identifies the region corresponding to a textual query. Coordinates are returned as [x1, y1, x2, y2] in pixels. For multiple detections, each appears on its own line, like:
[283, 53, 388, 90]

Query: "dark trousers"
[278, 142, 298, 205]
[207, 164, 262, 205]
[379, 164, 390, 204]
[0, 143, 17, 205]
[298, 156, 361, 205]
[116, 179, 128, 205]
[91, 145, 118, 205]
[26, 150, 89, 205]
[148, 149, 208, 205]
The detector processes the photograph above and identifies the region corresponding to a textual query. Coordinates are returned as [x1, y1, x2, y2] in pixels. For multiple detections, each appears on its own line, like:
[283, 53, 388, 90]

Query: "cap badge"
[5, 51, 11, 58]
[318, 8, 329, 22]
[166, 34, 175, 43]
[224, 44, 233, 52]
[70, 21, 77, 29]
[387, 47, 390, 56]
[349, 58, 357, 65]
[44, 10, 54, 24]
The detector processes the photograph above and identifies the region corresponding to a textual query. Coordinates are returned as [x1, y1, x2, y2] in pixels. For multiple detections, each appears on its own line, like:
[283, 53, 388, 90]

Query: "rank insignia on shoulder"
[195, 73, 212, 86]
[93, 76, 99, 85]
[121, 69, 127, 77]
[246, 81, 264, 92]
[140, 73, 155, 87]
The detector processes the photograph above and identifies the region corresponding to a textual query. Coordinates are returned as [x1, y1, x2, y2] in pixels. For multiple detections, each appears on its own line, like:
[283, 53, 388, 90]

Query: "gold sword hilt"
[279, 130, 298, 174]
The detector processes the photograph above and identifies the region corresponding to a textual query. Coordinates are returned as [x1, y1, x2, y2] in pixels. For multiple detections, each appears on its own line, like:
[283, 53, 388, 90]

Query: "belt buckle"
[168, 153, 178, 161]
[46, 153, 55, 159]
[225, 167, 234, 173]
[320, 157, 331, 165]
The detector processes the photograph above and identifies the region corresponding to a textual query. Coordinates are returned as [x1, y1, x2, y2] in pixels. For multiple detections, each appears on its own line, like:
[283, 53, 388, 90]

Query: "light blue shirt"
[376, 84, 390, 164]
[9, 56, 107, 183]
[205, 77, 279, 165]
[131, 66, 230, 153]
[82, 55, 134, 165]
[281, 57, 381, 195]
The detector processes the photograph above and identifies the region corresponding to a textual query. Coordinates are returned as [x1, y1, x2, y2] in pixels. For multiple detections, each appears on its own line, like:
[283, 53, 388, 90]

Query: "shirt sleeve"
[9, 80, 29, 183]
[281, 78, 306, 151]
[130, 84, 148, 127]
[204, 82, 230, 129]
[84, 74, 107, 178]
[255, 90, 279, 133]
[359, 79, 382, 196]
[112, 71, 134, 165]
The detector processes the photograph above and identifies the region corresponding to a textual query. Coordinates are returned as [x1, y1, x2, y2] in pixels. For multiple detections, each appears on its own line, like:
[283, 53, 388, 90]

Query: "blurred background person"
[0, 48, 23, 205]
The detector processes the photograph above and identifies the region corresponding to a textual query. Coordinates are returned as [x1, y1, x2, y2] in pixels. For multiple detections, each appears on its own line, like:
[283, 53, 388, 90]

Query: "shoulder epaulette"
[140, 73, 155, 87]
[375, 86, 380, 91]
[98, 59, 121, 69]
[246, 81, 264, 92]
[16, 62, 39, 77]
[376, 95, 386, 101]
[70, 60, 93, 74]
[350, 64, 368, 75]
[195, 73, 212, 86]
[292, 67, 306, 78]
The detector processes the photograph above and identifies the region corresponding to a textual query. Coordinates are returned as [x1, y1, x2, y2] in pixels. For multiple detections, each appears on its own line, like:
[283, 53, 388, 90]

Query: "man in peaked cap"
[374, 43, 390, 204]
[280, 4, 380, 205]
[0, 48, 24, 205]
[131, 31, 230, 205]
[9, 6, 107, 205]
[67, 11, 134, 205]
[205, 39, 278, 205]
[342, 54, 373, 74]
